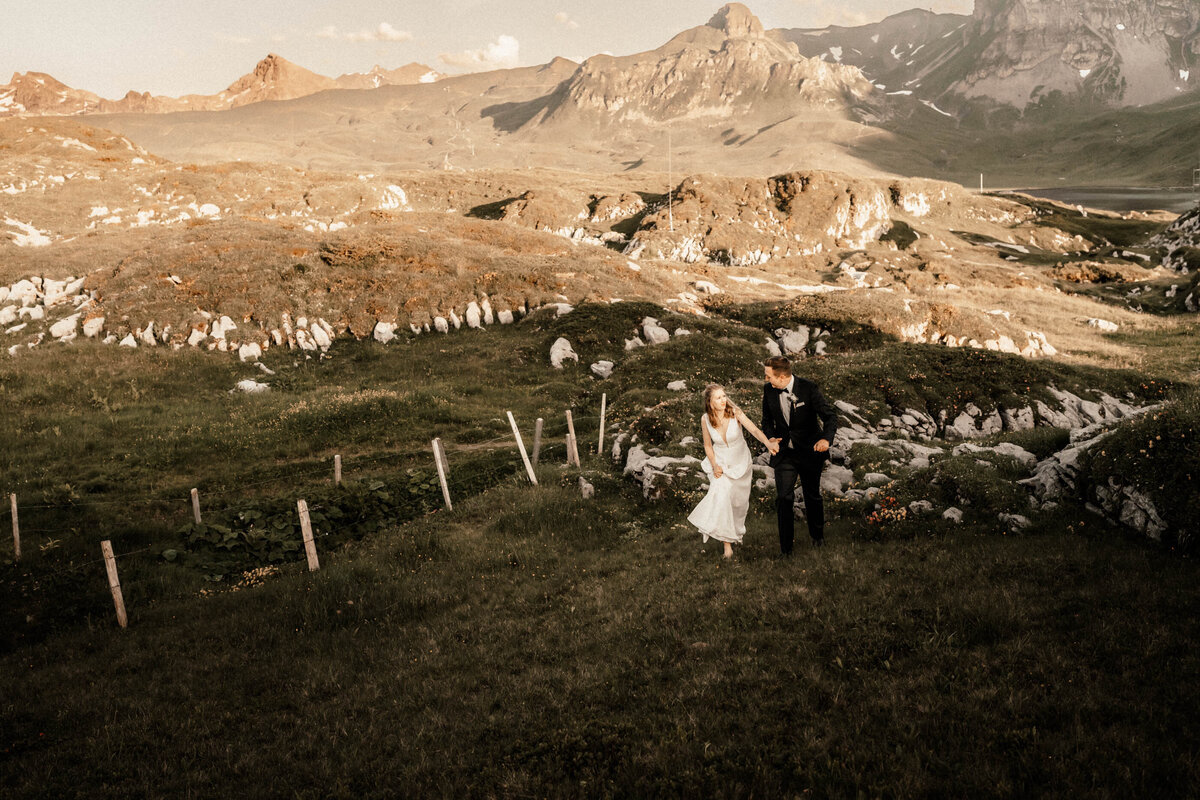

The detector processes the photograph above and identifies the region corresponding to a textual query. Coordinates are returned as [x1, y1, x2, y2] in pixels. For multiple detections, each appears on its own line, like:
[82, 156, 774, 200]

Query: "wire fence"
[2, 401, 615, 626]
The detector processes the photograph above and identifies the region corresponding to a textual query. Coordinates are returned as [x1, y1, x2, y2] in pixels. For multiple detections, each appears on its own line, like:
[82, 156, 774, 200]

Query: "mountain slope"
[780, 0, 1200, 109]
[506, 3, 878, 130]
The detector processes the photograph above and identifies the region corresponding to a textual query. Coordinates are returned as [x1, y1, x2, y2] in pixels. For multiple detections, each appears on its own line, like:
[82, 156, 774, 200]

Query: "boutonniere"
[787, 392, 804, 408]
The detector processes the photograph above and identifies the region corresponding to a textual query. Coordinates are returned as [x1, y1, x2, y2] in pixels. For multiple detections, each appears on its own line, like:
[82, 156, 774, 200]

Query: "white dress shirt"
[780, 376, 795, 425]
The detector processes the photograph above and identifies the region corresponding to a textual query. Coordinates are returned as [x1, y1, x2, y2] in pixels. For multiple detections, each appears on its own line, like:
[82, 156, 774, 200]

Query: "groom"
[762, 355, 839, 553]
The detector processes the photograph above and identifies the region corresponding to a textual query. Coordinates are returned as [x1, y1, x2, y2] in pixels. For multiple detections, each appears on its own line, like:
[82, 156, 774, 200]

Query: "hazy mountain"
[335, 63, 441, 90]
[0, 72, 103, 115]
[781, 0, 1200, 110]
[0, 55, 442, 118]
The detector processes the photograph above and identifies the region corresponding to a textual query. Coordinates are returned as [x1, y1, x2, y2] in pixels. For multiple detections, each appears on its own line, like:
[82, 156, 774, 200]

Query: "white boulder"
[641, 317, 670, 345]
[550, 337, 578, 368]
[234, 379, 270, 394]
[82, 316, 105, 338]
[465, 302, 482, 329]
[667, 380, 687, 392]
[591, 360, 614, 379]
[1086, 318, 1119, 332]
[776, 327, 811, 355]
[238, 343, 263, 362]
[373, 321, 397, 344]
[49, 314, 80, 340]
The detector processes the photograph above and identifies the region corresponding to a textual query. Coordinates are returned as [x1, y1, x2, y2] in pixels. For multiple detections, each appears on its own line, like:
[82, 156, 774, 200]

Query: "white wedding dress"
[687, 414, 754, 544]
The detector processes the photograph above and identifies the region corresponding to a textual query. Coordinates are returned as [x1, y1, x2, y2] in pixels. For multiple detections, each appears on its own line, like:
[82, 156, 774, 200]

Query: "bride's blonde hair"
[703, 383, 738, 429]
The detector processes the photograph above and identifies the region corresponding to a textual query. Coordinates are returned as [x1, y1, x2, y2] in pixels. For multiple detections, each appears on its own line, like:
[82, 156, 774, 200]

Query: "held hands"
[712, 464, 724, 479]
[766, 438, 781, 456]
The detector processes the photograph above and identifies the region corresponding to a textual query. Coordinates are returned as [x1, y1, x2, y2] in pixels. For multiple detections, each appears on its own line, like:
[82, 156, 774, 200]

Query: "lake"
[1009, 186, 1198, 214]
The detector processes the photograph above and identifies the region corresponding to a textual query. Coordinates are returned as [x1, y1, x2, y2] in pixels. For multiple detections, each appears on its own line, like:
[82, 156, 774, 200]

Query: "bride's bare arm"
[733, 405, 777, 451]
[701, 417, 723, 477]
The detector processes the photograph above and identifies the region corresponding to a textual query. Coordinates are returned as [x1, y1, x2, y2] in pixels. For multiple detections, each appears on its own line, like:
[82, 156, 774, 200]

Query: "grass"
[2, 480, 1198, 798]
[2, 298, 1198, 796]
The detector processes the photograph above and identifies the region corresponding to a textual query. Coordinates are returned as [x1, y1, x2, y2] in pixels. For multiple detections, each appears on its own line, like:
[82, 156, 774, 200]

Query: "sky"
[2, 1, 974, 98]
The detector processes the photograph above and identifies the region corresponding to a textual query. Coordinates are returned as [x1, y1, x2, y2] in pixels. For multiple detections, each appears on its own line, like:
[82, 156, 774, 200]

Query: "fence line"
[4, 398, 618, 623]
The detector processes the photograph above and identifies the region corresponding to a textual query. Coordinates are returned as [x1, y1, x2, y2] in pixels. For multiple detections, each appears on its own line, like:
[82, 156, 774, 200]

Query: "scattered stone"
[862, 472, 892, 487]
[999, 513, 1032, 530]
[821, 464, 854, 495]
[119, 334, 138, 348]
[764, 338, 782, 357]
[373, 321, 397, 343]
[465, 301, 483, 329]
[667, 380, 687, 392]
[82, 316, 105, 338]
[234, 379, 270, 394]
[498, 310, 515, 325]
[624, 336, 645, 350]
[1086, 318, 1119, 332]
[579, 477, 595, 500]
[952, 442, 1037, 468]
[311, 323, 332, 350]
[433, 316, 449, 334]
[775, 326, 810, 355]
[642, 317, 670, 345]
[49, 314, 80, 340]
[693, 280, 722, 295]
[943, 507, 963, 523]
[591, 360, 614, 379]
[237, 343, 263, 362]
[908, 500, 935, 515]
[674, 328, 691, 337]
[550, 337, 579, 368]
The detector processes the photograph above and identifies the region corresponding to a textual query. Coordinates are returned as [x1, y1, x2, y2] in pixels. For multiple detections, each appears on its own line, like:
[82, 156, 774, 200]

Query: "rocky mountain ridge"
[782, 0, 1199, 109]
[505, 4, 878, 130]
[0, 54, 441, 118]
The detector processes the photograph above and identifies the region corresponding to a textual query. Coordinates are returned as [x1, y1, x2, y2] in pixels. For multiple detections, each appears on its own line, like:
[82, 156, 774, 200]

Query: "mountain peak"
[707, 3, 764, 38]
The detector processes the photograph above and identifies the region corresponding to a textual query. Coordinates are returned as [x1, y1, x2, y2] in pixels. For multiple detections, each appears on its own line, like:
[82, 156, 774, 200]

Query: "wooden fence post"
[565, 410, 578, 461]
[598, 393, 607, 455]
[190, 488, 202, 525]
[334, 455, 342, 486]
[507, 411, 539, 485]
[296, 499, 320, 572]
[100, 540, 128, 628]
[432, 438, 452, 511]
[531, 418, 544, 468]
[567, 433, 580, 467]
[10, 493, 19, 562]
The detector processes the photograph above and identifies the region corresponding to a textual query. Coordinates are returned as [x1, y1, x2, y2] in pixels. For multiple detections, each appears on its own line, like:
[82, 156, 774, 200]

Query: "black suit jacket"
[762, 377, 839, 466]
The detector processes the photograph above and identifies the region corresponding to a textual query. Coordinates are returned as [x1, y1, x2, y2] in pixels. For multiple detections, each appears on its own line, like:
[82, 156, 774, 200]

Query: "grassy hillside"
[2, 299, 1197, 796]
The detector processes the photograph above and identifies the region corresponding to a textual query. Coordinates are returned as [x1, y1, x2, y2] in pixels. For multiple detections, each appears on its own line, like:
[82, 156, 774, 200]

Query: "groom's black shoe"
[812, 536, 825, 548]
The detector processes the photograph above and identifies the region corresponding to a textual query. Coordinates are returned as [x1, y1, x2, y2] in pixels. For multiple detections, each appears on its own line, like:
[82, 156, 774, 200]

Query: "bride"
[687, 383, 778, 559]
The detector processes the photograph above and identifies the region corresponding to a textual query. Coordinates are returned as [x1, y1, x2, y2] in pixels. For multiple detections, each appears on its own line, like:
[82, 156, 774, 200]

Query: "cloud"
[316, 23, 413, 43]
[554, 12, 580, 30]
[439, 34, 520, 71]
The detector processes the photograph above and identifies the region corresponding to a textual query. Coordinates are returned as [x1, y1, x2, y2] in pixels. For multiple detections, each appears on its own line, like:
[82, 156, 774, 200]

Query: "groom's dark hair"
[764, 356, 792, 375]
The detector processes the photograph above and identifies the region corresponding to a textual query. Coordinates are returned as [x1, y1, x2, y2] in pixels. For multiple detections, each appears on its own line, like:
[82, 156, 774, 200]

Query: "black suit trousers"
[773, 452, 827, 552]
